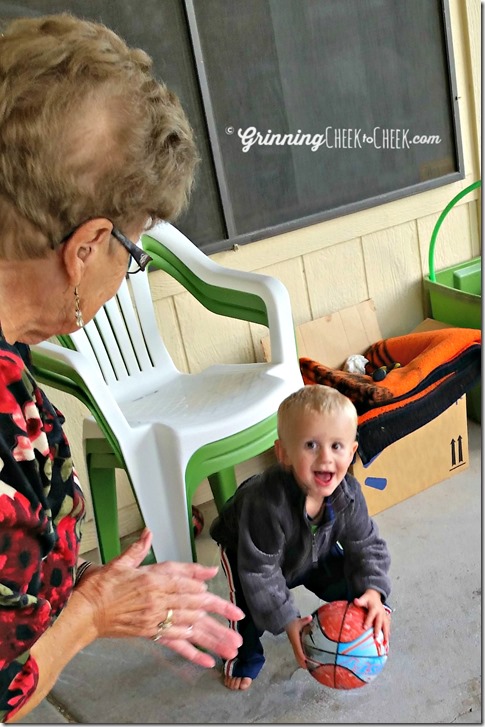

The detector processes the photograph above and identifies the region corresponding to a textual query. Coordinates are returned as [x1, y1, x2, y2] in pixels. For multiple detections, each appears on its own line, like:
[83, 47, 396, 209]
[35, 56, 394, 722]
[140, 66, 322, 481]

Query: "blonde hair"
[0, 14, 199, 259]
[277, 385, 358, 440]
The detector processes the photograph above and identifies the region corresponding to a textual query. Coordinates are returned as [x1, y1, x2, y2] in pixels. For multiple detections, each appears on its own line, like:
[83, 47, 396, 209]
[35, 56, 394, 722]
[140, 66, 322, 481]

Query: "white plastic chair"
[31, 222, 303, 563]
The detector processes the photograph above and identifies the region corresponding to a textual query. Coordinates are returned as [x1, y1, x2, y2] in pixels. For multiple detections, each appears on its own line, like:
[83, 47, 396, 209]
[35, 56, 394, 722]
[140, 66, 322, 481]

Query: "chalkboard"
[1, 0, 462, 253]
[190, 0, 462, 244]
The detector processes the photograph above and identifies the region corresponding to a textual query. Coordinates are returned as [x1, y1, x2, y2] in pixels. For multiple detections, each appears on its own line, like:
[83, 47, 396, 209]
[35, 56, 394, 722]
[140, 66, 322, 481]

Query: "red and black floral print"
[0, 338, 85, 722]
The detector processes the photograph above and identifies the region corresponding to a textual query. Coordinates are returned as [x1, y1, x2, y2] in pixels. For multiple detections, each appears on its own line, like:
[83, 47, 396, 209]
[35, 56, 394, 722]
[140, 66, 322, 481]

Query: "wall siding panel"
[363, 221, 424, 337]
[468, 200, 481, 257]
[304, 238, 368, 320]
[248, 257, 311, 361]
[152, 294, 189, 372]
[174, 291, 255, 372]
[257, 257, 311, 326]
[416, 201, 476, 277]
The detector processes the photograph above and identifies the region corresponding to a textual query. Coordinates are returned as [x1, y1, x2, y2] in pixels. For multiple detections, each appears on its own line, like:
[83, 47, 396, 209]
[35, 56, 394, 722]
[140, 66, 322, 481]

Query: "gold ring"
[152, 608, 173, 642]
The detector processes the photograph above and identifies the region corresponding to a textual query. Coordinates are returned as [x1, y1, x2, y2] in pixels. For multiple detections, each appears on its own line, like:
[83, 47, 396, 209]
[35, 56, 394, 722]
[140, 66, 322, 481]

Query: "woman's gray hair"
[0, 13, 199, 259]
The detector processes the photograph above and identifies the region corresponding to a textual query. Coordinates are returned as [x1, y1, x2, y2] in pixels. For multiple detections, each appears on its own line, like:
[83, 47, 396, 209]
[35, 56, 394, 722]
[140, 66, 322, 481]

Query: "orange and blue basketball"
[301, 600, 389, 689]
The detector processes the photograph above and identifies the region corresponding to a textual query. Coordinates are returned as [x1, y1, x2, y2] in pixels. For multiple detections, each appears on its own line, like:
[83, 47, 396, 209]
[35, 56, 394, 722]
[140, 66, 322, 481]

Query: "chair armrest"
[30, 341, 131, 457]
[142, 223, 298, 365]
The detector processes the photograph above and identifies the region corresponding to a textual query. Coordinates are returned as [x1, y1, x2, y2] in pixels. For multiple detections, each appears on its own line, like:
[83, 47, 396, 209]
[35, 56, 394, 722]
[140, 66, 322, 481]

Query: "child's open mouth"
[314, 471, 334, 486]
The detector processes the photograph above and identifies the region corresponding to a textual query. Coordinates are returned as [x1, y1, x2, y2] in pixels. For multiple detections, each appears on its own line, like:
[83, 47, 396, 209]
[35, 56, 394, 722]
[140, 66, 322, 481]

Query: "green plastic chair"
[31, 222, 303, 563]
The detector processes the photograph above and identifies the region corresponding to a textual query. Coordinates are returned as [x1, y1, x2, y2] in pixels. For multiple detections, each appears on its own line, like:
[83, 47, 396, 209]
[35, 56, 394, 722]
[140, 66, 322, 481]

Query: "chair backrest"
[63, 272, 176, 404]
[57, 220, 298, 405]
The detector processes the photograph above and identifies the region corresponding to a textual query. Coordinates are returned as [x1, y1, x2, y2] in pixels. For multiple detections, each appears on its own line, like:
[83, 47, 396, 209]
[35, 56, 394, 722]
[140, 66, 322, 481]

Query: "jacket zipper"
[312, 530, 318, 567]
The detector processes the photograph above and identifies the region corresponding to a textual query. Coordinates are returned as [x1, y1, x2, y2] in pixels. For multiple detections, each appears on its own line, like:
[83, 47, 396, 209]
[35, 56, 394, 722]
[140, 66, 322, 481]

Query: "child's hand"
[285, 615, 313, 669]
[353, 589, 391, 644]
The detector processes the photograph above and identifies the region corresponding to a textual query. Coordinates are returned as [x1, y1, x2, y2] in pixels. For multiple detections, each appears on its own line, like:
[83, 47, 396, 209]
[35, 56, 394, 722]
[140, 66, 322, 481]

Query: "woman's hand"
[285, 615, 313, 669]
[353, 589, 391, 644]
[75, 528, 244, 667]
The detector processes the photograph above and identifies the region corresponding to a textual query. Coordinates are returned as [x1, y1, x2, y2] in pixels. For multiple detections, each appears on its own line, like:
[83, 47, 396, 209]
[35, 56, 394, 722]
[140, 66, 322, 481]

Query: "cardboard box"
[351, 396, 468, 515]
[262, 300, 469, 515]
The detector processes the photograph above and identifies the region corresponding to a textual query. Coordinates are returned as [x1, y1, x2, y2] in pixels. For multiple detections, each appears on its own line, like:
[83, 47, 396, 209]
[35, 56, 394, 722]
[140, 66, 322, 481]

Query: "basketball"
[300, 600, 389, 689]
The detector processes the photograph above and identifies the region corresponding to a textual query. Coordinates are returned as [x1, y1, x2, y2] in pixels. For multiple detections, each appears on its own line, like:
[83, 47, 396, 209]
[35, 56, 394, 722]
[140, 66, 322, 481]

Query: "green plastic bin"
[423, 180, 481, 422]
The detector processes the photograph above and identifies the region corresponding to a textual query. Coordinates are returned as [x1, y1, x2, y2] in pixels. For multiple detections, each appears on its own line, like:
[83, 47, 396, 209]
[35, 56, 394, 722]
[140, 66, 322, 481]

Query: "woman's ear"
[60, 218, 113, 285]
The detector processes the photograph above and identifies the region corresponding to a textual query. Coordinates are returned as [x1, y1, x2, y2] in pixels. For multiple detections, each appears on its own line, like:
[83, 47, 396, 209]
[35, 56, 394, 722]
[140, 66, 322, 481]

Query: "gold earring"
[74, 287, 84, 327]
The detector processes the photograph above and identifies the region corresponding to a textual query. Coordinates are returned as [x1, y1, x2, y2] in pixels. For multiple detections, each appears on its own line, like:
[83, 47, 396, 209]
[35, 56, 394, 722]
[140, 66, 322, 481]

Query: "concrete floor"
[20, 420, 481, 724]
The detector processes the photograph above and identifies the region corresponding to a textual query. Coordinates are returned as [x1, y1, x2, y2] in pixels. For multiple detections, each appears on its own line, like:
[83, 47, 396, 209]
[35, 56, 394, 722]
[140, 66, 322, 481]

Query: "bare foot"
[224, 674, 253, 690]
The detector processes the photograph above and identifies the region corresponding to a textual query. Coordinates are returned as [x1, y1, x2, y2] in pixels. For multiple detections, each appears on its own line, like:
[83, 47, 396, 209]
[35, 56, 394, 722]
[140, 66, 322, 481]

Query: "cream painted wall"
[44, 0, 479, 556]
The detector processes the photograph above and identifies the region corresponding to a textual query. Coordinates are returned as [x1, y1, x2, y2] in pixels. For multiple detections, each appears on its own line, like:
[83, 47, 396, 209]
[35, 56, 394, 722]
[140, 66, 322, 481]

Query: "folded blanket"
[300, 326, 481, 464]
[299, 357, 393, 414]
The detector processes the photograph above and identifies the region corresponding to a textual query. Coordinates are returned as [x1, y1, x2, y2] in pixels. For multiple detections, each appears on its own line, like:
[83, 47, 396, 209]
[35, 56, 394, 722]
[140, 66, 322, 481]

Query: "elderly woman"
[0, 14, 243, 723]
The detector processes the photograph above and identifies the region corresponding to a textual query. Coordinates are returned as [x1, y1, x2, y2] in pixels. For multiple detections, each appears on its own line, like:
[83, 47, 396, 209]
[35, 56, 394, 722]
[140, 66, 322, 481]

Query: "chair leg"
[183, 467, 237, 563]
[86, 454, 121, 564]
[208, 467, 238, 512]
[185, 500, 198, 563]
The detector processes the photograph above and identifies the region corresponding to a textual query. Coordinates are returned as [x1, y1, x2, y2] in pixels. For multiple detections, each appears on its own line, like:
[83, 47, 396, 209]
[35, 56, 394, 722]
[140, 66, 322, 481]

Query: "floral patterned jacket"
[0, 336, 85, 722]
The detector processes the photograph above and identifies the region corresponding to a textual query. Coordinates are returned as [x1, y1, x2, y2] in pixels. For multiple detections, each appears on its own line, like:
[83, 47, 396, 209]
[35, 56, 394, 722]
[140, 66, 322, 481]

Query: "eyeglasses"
[58, 221, 153, 275]
[110, 227, 152, 275]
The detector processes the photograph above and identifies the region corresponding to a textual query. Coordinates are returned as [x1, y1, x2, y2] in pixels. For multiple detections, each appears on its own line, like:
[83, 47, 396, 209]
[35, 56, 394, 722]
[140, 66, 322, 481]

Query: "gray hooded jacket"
[210, 464, 391, 635]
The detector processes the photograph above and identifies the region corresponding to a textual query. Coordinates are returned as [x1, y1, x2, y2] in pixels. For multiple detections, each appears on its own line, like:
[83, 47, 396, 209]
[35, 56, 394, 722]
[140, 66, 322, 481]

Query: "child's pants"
[219, 544, 352, 681]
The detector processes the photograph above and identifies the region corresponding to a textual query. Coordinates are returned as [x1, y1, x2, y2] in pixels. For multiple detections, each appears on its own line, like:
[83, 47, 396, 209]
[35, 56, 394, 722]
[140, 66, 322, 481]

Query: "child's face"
[275, 408, 358, 500]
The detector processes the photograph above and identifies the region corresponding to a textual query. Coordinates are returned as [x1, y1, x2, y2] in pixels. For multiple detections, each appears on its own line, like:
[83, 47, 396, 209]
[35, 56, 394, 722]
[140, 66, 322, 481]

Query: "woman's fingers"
[103, 560, 245, 621]
[148, 596, 243, 631]
[109, 564, 209, 592]
[113, 572, 243, 624]
[160, 638, 218, 668]
[155, 614, 243, 662]
[79, 561, 244, 641]
[79, 536, 245, 651]
[114, 527, 153, 568]
[152, 560, 220, 580]
[187, 590, 244, 621]
[114, 529, 221, 585]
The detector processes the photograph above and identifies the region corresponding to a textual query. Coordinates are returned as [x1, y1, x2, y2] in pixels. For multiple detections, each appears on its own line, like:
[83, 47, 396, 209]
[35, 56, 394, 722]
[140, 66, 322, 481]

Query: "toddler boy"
[210, 384, 391, 690]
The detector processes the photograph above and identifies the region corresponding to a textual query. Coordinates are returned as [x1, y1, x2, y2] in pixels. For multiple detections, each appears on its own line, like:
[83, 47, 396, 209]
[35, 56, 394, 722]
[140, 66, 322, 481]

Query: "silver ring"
[152, 608, 173, 642]
[186, 624, 194, 636]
